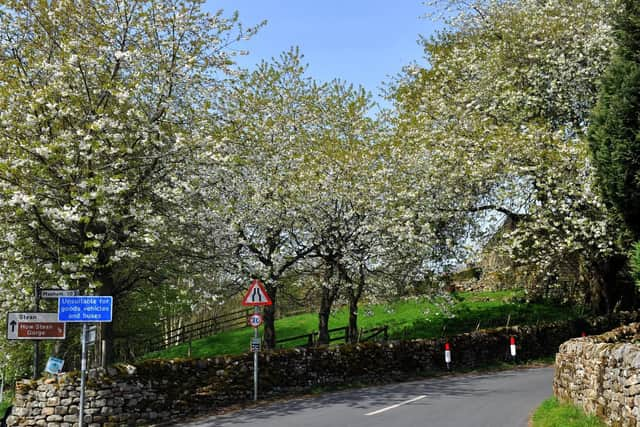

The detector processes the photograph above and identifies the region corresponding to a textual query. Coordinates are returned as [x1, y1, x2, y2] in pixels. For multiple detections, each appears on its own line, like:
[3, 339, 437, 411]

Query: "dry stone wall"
[8, 312, 640, 427]
[554, 322, 640, 427]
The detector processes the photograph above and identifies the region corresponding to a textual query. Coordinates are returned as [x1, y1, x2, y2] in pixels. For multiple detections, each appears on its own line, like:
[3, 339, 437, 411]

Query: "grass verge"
[1, 390, 14, 419]
[142, 290, 582, 360]
[531, 397, 606, 427]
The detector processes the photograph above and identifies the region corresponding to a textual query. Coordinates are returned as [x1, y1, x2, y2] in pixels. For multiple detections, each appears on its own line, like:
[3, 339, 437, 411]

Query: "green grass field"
[142, 290, 582, 360]
[531, 397, 606, 427]
[1, 390, 13, 419]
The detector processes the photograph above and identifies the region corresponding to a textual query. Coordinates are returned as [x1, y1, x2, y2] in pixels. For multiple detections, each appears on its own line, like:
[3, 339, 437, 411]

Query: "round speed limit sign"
[248, 313, 263, 328]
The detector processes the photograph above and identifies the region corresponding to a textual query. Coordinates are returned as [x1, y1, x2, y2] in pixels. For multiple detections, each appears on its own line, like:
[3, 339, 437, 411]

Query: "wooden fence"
[276, 325, 389, 349]
[114, 309, 251, 361]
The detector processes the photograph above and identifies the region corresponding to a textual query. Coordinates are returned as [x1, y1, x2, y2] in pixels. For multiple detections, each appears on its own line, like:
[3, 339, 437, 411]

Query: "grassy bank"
[143, 290, 582, 360]
[1, 390, 13, 419]
[532, 397, 605, 427]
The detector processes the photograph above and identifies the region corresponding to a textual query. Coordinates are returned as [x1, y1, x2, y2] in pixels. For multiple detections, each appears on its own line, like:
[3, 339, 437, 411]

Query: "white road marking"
[364, 395, 427, 416]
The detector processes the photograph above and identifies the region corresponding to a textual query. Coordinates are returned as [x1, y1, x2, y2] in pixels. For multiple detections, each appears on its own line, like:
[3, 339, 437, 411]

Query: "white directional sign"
[242, 279, 272, 306]
[40, 289, 78, 299]
[86, 325, 97, 345]
[6, 313, 66, 340]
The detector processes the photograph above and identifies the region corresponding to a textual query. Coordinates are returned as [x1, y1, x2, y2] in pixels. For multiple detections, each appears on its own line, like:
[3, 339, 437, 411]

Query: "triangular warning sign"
[242, 279, 273, 306]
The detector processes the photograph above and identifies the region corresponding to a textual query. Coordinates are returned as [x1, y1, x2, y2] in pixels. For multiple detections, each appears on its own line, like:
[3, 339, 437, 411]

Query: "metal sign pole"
[242, 280, 271, 403]
[79, 323, 87, 427]
[33, 283, 40, 379]
[0, 363, 5, 402]
[253, 306, 259, 401]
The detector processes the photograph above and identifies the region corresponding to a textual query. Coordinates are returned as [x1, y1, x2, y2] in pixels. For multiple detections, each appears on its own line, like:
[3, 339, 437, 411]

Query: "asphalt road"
[177, 366, 554, 427]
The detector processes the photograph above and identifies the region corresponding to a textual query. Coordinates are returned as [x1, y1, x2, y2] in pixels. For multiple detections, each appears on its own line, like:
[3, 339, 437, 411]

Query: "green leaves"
[0, 0, 254, 306]
[588, 0, 640, 240]
[391, 0, 625, 297]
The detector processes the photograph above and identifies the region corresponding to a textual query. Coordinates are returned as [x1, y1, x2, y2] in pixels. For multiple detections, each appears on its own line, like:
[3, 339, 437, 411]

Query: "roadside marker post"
[509, 336, 517, 361]
[444, 342, 452, 370]
[242, 280, 272, 401]
[57, 296, 113, 427]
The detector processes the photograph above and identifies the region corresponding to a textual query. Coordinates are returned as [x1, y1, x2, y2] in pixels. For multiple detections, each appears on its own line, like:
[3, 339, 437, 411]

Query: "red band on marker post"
[581, 332, 587, 337]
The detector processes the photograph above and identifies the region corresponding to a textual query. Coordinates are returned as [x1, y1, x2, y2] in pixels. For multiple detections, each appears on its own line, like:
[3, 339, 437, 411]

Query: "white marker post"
[444, 342, 452, 370]
[242, 280, 272, 401]
[509, 336, 517, 361]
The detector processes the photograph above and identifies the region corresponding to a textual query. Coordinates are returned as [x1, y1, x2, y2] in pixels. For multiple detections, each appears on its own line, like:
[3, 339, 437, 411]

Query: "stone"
[46, 397, 60, 407]
[92, 399, 107, 407]
[13, 407, 31, 417]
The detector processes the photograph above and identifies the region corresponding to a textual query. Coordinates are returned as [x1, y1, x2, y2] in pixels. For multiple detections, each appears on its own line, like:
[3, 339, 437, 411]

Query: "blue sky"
[207, 1, 443, 103]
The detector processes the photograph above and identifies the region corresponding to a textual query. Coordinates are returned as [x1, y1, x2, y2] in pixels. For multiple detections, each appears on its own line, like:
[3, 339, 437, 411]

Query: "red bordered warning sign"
[242, 279, 273, 306]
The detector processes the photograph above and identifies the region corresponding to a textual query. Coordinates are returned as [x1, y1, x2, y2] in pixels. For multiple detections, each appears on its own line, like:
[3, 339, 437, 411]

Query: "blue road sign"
[58, 296, 113, 322]
[45, 356, 64, 374]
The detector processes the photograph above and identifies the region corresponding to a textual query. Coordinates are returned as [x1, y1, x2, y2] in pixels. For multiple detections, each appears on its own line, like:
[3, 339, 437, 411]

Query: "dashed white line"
[364, 395, 427, 416]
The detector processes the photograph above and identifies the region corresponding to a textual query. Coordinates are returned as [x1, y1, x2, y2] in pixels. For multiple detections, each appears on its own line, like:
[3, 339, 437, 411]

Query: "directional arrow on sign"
[7, 313, 66, 340]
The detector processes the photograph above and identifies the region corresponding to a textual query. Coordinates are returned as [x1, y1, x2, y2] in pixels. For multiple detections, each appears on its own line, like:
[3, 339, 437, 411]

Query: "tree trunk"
[317, 284, 338, 346]
[590, 254, 637, 314]
[318, 264, 341, 345]
[346, 268, 365, 343]
[262, 284, 277, 350]
[347, 289, 359, 343]
[98, 272, 116, 367]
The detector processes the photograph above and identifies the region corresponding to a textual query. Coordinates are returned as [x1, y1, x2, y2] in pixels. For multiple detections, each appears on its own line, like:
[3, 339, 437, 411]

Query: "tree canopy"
[391, 0, 630, 310]
[0, 0, 258, 364]
[0, 0, 637, 377]
[589, 0, 640, 241]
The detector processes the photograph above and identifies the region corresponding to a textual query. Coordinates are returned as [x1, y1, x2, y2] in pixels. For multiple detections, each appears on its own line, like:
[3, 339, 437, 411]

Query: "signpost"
[45, 357, 64, 375]
[86, 325, 97, 345]
[0, 358, 6, 403]
[6, 313, 66, 340]
[242, 280, 272, 401]
[248, 313, 263, 328]
[40, 289, 78, 299]
[242, 279, 273, 306]
[57, 296, 113, 427]
[58, 296, 113, 322]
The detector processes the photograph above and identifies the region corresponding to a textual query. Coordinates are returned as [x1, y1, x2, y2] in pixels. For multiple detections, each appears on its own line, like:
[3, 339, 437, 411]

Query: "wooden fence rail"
[114, 309, 251, 361]
[275, 325, 389, 349]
